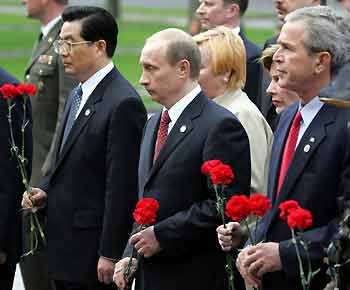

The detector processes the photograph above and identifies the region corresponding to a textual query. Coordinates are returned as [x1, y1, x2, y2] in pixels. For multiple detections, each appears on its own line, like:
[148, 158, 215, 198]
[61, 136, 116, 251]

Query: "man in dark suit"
[226, 6, 349, 290]
[114, 28, 251, 290]
[196, 0, 263, 108]
[22, 6, 147, 290]
[0, 67, 32, 289]
[20, 1, 78, 288]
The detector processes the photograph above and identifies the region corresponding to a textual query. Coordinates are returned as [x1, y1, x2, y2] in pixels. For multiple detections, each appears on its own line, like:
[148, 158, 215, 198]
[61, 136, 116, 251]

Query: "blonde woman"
[194, 26, 273, 196]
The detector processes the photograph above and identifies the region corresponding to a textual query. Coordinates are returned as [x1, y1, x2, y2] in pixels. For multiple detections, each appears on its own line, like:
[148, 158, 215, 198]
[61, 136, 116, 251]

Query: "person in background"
[0, 67, 32, 289]
[193, 26, 273, 196]
[20, 0, 78, 288]
[259, 44, 299, 130]
[22, 6, 147, 290]
[196, 0, 263, 109]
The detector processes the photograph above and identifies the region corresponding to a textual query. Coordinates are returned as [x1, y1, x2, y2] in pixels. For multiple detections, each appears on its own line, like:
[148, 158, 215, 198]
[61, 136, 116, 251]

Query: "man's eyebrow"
[59, 34, 74, 40]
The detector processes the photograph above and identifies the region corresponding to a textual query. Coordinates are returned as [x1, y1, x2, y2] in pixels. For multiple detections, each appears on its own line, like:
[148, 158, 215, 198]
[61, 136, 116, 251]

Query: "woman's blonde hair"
[259, 44, 280, 71]
[193, 26, 246, 91]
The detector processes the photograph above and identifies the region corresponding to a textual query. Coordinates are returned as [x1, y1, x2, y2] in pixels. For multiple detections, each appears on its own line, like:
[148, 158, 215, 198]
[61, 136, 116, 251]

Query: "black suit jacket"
[40, 67, 147, 283]
[254, 102, 350, 290]
[240, 33, 263, 109]
[129, 92, 251, 290]
[0, 68, 32, 263]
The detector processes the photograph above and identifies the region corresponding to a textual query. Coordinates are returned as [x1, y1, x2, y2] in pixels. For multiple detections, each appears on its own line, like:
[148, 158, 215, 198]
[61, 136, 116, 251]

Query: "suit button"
[39, 69, 43, 75]
[26, 74, 30, 80]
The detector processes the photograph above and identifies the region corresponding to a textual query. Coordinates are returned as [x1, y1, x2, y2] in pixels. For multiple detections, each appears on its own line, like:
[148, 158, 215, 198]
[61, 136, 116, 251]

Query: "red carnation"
[17, 83, 37, 96]
[279, 200, 300, 220]
[287, 207, 313, 230]
[209, 164, 235, 185]
[0, 84, 20, 100]
[249, 193, 271, 217]
[201, 160, 222, 175]
[133, 198, 160, 225]
[225, 195, 251, 222]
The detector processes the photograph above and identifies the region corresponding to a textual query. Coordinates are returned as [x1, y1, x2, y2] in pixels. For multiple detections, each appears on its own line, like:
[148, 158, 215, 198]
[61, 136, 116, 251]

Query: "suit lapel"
[138, 112, 160, 194]
[276, 105, 335, 203]
[267, 104, 298, 202]
[143, 92, 207, 188]
[53, 93, 73, 165]
[26, 20, 62, 73]
[264, 104, 336, 237]
[53, 68, 117, 171]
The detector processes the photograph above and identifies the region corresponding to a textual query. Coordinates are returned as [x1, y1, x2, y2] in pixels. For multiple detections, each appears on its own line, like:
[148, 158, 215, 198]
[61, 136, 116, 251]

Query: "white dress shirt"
[76, 62, 114, 118]
[296, 96, 324, 147]
[164, 85, 201, 134]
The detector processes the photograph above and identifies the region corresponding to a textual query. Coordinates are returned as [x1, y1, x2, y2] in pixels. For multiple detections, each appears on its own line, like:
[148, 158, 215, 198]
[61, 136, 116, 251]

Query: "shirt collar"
[232, 26, 240, 35]
[41, 15, 61, 38]
[164, 85, 201, 125]
[80, 62, 114, 99]
[298, 96, 324, 127]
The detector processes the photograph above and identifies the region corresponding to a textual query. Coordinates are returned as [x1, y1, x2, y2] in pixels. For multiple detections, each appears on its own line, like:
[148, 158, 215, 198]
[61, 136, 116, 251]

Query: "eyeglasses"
[53, 39, 92, 54]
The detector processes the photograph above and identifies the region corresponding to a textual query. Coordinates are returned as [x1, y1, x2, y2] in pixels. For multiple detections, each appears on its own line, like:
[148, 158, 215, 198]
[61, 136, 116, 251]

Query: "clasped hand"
[21, 187, 47, 213]
[236, 242, 282, 288]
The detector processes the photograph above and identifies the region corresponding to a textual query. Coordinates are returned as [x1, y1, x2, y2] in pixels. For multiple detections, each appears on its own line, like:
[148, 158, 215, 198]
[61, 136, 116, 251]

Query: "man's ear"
[96, 39, 107, 56]
[177, 59, 191, 79]
[225, 2, 240, 18]
[315, 51, 331, 74]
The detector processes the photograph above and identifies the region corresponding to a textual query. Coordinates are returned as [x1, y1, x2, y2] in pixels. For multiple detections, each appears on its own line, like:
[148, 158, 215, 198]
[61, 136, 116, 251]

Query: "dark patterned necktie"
[153, 110, 171, 162]
[60, 86, 83, 152]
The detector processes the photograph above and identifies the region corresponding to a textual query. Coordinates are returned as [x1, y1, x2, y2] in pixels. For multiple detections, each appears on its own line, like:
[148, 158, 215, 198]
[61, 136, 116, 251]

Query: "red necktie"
[277, 111, 302, 194]
[154, 110, 171, 162]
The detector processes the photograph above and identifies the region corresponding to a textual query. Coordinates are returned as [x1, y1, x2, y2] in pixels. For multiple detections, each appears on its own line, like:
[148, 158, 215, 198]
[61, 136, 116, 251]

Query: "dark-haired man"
[196, 0, 263, 109]
[0, 68, 32, 290]
[20, 0, 78, 288]
[22, 6, 147, 290]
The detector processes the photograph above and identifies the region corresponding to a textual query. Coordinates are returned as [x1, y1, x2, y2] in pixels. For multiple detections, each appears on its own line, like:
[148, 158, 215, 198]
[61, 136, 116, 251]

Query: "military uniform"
[20, 18, 78, 290]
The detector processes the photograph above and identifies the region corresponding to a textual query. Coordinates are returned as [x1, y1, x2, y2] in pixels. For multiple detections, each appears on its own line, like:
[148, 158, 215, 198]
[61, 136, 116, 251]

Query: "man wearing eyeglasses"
[20, 1, 78, 290]
[22, 5, 147, 290]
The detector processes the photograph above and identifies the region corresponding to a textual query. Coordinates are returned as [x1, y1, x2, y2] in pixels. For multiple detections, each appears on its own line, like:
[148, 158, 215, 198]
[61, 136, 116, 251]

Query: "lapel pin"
[304, 144, 311, 153]
[84, 109, 91, 116]
[180, 125, 187, 133]
[310, 137, 315, 143]
[48, 37, 53, 44]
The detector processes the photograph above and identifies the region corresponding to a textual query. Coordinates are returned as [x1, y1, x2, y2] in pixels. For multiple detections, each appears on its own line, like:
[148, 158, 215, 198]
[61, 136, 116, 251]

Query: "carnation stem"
[123, 246, 135, 289]
[6, 95, 46, 256]
[243, 219, 254, 246]
[124, 225, 144, 288]
[213, 184, 236, 290]
[226, 253, 235, 290]
[291, 229, 308, 290]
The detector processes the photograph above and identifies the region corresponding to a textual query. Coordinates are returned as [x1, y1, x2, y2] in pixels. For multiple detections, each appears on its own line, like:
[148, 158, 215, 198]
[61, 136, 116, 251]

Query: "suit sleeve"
[41, 57, 77, 176]
[279, 219, 339, 281]
[154, 117, 251, 251]
[99, 97, 147, 259]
